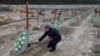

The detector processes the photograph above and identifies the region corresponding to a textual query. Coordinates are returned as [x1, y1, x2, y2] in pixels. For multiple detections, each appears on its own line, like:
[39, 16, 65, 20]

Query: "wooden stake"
[43, 14, 44, 21]
[37, 14, 39, 26]
[26, 1, 29, 29]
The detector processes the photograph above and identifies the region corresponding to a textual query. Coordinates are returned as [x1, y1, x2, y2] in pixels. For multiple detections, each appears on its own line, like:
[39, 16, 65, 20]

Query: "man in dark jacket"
[39, 25, 61, 52]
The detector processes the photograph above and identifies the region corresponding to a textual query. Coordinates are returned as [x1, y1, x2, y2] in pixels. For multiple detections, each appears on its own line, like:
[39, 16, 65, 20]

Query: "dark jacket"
[39, 27, 61, 42]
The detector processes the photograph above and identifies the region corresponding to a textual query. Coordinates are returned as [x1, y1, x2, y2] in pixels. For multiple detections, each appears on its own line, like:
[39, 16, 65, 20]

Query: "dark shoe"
[49, 49, 55, 52]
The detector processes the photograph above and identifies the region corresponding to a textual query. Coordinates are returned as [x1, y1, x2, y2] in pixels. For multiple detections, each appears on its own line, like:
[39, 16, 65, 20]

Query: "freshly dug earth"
[60, 26, 73, 35]
[0, 18, 13, 26]
[10, 40, 48, 56]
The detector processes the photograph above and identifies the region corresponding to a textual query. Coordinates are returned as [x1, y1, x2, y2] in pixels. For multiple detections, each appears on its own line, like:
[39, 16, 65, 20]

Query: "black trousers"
[48, 39, 61, 50]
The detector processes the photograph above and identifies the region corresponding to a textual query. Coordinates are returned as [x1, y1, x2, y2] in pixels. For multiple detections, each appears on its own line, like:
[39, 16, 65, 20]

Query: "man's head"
[44, 25, 50, 32]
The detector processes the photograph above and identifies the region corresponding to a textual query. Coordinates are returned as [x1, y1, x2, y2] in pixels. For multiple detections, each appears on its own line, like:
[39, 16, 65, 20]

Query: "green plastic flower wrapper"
[68, 17, 77, 25]
[22, 36, 26, 40]
[15, 45, 22, 52]
[18, 37, 22, 41]
[18, 45, 22, 49]
[16, 41, 18, 44]
[15, 48, 19, 51]
[92, 16, 100, 26]
[16, 38, 20, 43]
[16, 43, 22, 48]
[22, 32, 26, 35]
[53, 20, 59, 29]
[16, 41, 21, 46]
[42, 9, 45, 12]
[16, 42, 21, 47]
[21, 41, 24, 44]
[15, 31, 27, 54]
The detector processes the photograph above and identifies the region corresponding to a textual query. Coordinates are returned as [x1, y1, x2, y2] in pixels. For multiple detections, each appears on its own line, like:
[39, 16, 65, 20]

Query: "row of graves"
[90, 8, 100, 56]
[9, 2, 93, 56]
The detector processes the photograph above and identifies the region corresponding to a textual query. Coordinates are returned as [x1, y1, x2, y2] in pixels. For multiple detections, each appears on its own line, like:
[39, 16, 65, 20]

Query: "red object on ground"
[48, 37, 53, 41]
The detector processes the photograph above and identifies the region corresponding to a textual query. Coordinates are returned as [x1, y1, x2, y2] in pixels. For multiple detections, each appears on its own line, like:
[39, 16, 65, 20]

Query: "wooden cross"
[66, 9, 68, 16]
[57, 10, 61, 21]
[20, 6, 41, 26]
[51, 9, 57, 19]
[72, 9, 77, 17]
[26, 1, 29, 29]
[51, 9, 61, 21]
[37, 9, 45, 22]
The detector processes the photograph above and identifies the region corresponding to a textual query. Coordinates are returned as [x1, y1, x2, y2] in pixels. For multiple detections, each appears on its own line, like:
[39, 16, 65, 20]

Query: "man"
[39, 25, 61, 52]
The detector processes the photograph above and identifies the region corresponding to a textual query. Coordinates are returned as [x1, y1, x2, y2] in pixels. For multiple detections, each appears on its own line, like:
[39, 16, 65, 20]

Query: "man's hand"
[39, 38, 42, 42]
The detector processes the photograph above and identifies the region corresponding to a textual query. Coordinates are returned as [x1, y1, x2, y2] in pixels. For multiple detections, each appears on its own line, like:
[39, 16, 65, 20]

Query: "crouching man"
[39, 25, 61, 52]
